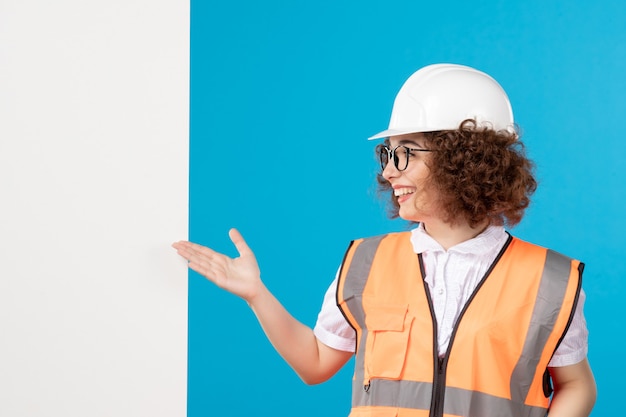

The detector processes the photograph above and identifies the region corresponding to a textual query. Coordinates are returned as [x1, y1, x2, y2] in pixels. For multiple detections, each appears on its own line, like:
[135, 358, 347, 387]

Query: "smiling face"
[381, 133, 441, 223]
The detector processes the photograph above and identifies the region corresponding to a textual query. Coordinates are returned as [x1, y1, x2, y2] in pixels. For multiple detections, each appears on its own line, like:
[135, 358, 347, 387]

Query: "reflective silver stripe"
[341, 235, 387, 302]
[510, 249, 578, 404]
[352, 380, 547, 417]
[340, 235, 386, 397]
[352, 379, 432, 409]
[444, 387, 548, 417]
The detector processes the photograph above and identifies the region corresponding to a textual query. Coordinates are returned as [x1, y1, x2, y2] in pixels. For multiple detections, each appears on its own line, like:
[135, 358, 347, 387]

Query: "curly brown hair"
[376, 119, 537, 228]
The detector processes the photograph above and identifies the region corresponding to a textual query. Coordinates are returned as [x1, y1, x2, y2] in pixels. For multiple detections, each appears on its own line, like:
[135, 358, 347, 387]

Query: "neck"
[421, 218, 490, 250]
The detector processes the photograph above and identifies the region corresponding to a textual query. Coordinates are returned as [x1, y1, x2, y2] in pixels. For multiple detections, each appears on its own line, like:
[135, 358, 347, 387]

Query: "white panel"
[0, 1, 188, 416]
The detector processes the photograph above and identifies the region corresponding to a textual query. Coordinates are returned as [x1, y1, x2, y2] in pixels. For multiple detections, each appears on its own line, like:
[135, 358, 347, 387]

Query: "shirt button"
[438, 288, 444, 295]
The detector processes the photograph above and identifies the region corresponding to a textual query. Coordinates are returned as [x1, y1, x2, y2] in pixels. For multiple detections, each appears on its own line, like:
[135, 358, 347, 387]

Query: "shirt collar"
[410, 223, 508, 255]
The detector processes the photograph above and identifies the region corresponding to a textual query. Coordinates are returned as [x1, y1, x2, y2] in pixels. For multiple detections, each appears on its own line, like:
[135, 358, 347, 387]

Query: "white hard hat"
[369, 64, 514, 140]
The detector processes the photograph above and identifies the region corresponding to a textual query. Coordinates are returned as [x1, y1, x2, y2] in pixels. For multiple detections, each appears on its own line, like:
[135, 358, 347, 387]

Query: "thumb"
[228, 228, 253, 257]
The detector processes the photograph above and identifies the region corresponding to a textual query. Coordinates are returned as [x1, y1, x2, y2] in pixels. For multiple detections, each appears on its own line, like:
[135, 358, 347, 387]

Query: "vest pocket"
[364, 303, 413, 380]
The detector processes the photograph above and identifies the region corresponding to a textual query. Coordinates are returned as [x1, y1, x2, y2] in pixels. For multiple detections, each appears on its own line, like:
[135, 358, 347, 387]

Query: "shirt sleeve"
[548, 289, 589, 367]
[313, 273, 356, 353]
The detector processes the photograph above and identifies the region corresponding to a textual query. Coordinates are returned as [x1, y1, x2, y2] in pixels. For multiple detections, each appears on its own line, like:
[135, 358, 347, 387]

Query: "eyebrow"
[395, 139, 426, 148]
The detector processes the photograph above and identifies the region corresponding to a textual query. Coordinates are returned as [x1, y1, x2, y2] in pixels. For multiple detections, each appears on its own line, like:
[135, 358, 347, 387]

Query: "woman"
[173, 64, 596, 416]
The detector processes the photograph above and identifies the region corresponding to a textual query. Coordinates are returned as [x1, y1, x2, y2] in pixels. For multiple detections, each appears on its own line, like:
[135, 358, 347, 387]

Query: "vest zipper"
[430, 356, 446, 417]
[419, 254, 446, 417]
[422, 236, 513, 417]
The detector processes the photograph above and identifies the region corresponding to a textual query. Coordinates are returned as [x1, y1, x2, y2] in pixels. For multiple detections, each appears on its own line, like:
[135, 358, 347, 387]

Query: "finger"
[187, 261, 221, 286]
[172, 241, 197, 260]
[172, 241, 223, 267]
[228, 228, 253, 257]
[176, 245, 221, 278]
[174, 240, 217, 257]
[187, 257, 217, 279]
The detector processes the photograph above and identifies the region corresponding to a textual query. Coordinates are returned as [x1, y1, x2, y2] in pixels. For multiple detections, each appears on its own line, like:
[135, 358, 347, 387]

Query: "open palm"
[172, 228, 262, 302]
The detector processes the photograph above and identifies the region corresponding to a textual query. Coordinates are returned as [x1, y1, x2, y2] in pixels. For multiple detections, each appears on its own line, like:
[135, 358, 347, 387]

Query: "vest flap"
[363, 303, 409, 331]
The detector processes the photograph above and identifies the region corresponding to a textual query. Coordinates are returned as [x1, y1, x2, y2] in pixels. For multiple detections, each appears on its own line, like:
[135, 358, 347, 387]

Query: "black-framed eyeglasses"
[379, 145, 432, 171]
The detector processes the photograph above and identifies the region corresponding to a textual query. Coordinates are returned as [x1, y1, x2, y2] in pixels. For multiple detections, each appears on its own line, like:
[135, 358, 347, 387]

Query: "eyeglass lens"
[380, 146, 411, 171]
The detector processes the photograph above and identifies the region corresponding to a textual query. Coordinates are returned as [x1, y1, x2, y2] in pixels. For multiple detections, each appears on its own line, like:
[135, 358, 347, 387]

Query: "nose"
[382, 159, 401, 181]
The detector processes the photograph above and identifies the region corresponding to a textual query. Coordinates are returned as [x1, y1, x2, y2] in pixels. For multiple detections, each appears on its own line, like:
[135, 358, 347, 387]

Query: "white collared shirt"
[313, 224, 588, 367]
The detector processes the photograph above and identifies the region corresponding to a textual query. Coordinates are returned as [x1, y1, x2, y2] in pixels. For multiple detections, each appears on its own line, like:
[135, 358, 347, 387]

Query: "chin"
[399, 206, 430, 223]
[398, 211, 420, 223]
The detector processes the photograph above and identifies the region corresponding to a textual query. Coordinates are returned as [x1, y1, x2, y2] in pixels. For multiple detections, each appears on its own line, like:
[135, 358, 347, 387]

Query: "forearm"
[248, 284, 348, 384]
[549, 386, 596, 417]
[548, 360, 597, 417]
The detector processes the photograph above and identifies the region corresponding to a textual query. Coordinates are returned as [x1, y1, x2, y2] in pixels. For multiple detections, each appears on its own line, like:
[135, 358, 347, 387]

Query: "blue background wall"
[189, 1, 625, 415]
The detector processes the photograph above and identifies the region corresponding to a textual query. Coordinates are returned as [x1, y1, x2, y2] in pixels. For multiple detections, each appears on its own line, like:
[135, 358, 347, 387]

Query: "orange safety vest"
[337, 232, 582, 417]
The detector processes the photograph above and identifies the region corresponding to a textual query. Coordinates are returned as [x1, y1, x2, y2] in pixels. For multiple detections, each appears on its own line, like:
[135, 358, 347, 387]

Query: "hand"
[172, 228, 263, 302]
[174, 228, 353, 384]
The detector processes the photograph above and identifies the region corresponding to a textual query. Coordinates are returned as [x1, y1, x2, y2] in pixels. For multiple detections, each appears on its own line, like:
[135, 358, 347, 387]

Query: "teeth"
[394, 188, 415, 197]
